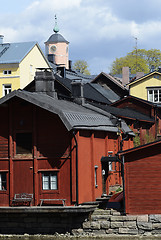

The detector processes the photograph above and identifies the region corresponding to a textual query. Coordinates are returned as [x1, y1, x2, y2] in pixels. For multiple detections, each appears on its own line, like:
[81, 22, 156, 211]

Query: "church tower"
[45, 16, 69, 69]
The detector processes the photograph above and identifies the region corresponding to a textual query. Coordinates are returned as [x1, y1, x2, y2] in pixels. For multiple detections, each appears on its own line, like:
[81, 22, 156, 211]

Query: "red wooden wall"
[124, 143, 161, 214]
[0, 97, 133, 206]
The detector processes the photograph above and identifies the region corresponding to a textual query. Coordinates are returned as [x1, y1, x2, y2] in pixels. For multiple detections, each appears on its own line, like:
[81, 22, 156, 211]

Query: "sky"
[1, 0, 161, 75]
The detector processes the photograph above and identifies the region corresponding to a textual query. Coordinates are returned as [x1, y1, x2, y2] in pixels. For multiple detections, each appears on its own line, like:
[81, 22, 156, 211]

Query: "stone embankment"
[72, 208, 161, 237]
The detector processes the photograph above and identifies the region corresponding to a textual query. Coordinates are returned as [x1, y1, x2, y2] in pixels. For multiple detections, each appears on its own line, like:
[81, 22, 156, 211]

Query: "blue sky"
[1, 0, 161, 75]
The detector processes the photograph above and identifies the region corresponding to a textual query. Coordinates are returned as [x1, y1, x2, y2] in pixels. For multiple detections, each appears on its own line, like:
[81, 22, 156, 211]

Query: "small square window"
[16, 133, 32, 154]
[42, 172, 58, 190]
[3, 70, 11, 75]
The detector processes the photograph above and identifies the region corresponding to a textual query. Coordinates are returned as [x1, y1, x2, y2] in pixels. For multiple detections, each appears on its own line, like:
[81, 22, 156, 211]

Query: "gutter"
[72, 130, 79, 206]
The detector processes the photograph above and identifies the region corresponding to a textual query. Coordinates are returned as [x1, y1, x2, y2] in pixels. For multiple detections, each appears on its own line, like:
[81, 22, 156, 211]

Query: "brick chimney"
[122, 67, 129, 86]
[35, 68, 57, 98]
[136, 72, 144, 80]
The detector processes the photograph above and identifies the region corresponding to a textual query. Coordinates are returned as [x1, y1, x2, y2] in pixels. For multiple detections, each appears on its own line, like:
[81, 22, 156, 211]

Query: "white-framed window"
[108, 162, 113, 171]
[108, 151, 113, 171]
[94, 165, 98, 188]
[3, 70, 11, 75]
[42, 172, 58, 190]
[3, 84, 12, 96]
[0, 173, 7, 191]
[147, 88, 161, 103]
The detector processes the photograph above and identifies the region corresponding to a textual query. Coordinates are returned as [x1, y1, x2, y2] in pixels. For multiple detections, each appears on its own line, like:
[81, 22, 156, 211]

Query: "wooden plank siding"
[0, 97, 133, 206]
[124, 143, 161, 214]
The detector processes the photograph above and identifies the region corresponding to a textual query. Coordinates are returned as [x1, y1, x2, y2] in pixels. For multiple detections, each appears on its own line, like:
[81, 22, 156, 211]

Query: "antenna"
[134, 37, 138, 72]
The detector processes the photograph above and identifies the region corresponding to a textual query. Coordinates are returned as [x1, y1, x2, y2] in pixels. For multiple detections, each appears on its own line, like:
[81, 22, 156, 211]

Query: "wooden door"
[13, 160, 33, 194]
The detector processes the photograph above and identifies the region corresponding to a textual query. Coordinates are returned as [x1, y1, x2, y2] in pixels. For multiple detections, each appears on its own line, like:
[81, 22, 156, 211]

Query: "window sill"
[14, 154, 33, 159]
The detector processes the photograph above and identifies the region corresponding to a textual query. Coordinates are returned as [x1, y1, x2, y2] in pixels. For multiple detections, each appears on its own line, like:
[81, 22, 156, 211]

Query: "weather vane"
[53, 14, 59, 33]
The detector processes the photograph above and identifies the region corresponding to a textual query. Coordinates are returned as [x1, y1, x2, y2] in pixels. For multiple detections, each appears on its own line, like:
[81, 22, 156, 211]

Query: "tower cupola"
[45, 15, 69, 69]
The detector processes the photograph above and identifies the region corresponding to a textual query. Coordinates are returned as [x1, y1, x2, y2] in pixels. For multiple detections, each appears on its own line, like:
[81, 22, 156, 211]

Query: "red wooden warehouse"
[0, 70, 134, 207]
[119, 140, 161, 214]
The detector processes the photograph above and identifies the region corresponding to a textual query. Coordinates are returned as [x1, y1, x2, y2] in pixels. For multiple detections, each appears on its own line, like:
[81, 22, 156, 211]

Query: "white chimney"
[0, 35, 4, 44]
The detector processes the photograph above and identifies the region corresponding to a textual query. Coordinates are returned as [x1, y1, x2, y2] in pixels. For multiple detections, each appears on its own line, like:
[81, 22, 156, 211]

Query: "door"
[13, 160, 33, 194]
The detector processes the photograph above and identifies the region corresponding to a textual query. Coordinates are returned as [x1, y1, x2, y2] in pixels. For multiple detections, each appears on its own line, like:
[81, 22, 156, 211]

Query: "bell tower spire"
[45, 15, 69, 69]
[53, 15, 59, 34]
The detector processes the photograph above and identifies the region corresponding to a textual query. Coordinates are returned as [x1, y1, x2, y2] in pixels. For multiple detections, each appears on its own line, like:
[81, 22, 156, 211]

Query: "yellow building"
[129, 71, 161, 103]
[0, 38, 50, 97]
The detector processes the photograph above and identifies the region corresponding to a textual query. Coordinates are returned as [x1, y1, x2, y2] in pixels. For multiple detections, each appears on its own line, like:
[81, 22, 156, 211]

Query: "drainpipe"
[119, 133, 129, 215]
[121, 155, 126, 215]
[72, 131, 79, 206]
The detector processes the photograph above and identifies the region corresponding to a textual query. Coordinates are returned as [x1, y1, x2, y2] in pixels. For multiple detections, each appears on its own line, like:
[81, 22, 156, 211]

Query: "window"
[42, 172, 57, 190]
[30, 65, 33, 73]
[147, 88, 161, 103]
[3, 84, 11, 96]
[16, 133, 32, 154]
[94, 166, 98, 188]
[108, 162, 113, 171]
[0, 173, 7, 191]
[108, 151, 113, 171]
[3, 70, 11, 75]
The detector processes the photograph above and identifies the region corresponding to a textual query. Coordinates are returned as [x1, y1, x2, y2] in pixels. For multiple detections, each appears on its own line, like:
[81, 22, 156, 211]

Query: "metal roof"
[84, 83, 120, 103]
[0, 42, 37, 64]
[89, 102, 154, 123]
[0, 90, 119, 133]
[45, 33, 69, 44]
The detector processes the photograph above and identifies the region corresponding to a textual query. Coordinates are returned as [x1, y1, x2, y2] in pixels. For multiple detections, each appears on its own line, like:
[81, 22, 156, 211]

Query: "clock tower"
[45, 16, 69, 69]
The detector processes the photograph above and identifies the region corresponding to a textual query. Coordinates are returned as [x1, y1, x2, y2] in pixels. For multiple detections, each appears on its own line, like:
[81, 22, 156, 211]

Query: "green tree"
[73, 60, 90, 75]
[110, 48, 161, 75]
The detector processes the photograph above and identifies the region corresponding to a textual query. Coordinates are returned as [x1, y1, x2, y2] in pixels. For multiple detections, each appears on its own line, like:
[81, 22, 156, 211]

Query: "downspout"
[119, 133, 129, 215]
[72, 130, 79, 206]
[122, 155, 126, 215]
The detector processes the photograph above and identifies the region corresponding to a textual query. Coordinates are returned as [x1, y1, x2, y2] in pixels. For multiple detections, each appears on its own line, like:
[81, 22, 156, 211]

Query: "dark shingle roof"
[88, 102, 155, 123]
[0, 90, 119, 133]
[84, 83, 120, 104]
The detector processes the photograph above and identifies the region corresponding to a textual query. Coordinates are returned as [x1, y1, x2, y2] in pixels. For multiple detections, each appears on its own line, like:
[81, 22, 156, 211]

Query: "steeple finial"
[53, 15, 59, 33]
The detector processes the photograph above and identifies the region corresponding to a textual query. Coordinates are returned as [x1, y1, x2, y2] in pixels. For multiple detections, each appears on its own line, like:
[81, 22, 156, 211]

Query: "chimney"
[69, 60, 72, 71]
[0, 35, 4, 44]
[35, 68, 57, 98]
[71, 81, 85, 105]
[122, 67, 129, 86]
[136, 72, 144, 79]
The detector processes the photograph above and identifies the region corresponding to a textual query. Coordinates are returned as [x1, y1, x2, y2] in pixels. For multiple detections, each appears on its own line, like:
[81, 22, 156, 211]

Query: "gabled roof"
[83, 83, 120, 104]
[111, 95, 156, 108]
[92, 72, 128, 91]
[128, 71, 161, 86]
[119, 139, 161, 156]
[0, 90, 119, 133]
[0, 42, 39, 64]
[89, 102, 154, 123]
